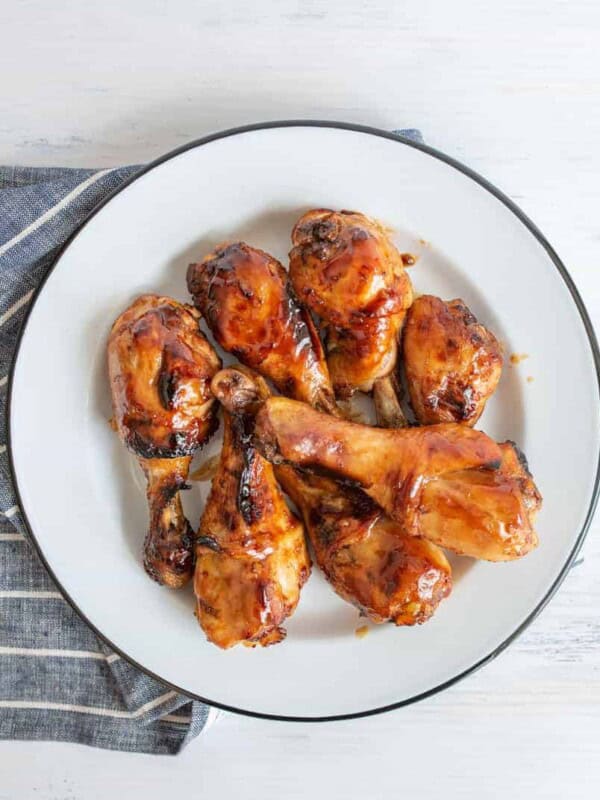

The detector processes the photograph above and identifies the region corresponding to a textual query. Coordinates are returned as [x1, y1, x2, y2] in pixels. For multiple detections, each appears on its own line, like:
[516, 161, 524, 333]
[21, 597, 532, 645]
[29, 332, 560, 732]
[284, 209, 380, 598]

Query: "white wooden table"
[1, 2, 599, 798]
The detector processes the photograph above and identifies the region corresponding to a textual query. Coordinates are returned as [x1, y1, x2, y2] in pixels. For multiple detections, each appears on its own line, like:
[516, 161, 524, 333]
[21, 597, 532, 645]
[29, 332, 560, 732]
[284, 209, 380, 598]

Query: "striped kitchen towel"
[0, 164, 218, 754]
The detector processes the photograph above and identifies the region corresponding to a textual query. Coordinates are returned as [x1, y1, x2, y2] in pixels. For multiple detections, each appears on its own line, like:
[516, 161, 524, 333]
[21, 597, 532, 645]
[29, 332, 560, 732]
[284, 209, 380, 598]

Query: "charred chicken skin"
[187, 241, 338, 414]
[254, 397, 540, 561]
[108, 294, 221, 587]
[194, 368, 310, 649]
[289, 209, 413, 424]
[211, 366, 452, 625]
[403, 295, 503, 426]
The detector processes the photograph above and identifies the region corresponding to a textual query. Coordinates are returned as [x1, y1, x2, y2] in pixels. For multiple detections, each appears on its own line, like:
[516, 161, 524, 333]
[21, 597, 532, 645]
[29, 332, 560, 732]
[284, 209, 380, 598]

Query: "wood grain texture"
[1, 1, 599, 797]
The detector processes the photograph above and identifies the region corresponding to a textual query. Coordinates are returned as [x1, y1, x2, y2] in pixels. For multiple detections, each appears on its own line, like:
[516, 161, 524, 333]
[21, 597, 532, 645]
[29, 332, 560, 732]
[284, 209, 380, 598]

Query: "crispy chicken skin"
[194, 368, 310, 649]
[254, 397, 540, 561]
[187, 242, 338, 414]
[108, 294, 221, 587]
[277, 465, 451, 625]
[289, 209, 413, 409]
[403, 295, 503, 426]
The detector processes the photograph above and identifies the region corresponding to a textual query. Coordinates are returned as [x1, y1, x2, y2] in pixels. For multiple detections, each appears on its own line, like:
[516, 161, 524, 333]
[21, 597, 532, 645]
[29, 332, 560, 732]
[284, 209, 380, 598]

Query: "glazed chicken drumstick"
[108, 294, 221, 587]
[194, 368, 310, 648]
[254, 397, 540, 561]
[187, 241, 338, 414]
[289, 209, 413, 426]
[214, 367, 452, 625]
[277, 466, 451, 624]
[403, 294, 503, 426]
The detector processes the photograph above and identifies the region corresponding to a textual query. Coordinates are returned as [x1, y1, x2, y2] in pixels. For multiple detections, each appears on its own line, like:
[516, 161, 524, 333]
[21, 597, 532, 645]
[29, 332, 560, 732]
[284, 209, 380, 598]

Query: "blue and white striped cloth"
[0, 164, 217, 754]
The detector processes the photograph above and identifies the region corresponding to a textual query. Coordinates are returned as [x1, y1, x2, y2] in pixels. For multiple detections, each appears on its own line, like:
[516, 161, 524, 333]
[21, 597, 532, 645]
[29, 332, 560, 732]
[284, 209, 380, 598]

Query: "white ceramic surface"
[9, 124, 600, 719]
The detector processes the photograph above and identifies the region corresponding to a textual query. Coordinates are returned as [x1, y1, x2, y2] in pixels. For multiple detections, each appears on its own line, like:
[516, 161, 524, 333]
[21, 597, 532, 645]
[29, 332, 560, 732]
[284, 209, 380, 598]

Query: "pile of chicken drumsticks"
[108, 209, 541, 649]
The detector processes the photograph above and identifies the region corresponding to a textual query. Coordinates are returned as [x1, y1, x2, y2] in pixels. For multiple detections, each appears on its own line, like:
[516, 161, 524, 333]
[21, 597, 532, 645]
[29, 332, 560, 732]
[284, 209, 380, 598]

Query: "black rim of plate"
[7, 120, 600, 723]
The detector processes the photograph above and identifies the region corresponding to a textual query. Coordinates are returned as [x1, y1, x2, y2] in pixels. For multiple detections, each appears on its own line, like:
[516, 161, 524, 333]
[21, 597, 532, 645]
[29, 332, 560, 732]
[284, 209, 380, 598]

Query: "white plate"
[9, 122, 600, 721]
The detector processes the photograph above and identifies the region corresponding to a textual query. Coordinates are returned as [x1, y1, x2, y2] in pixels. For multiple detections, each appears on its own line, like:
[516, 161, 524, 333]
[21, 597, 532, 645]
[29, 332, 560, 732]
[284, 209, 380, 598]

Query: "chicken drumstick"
[108, 294, 221, 587]
[278, 465, 452, 625]
[194, 368, 310, 648]
[254, 397, 540, 561]
[403, 295, 503, 426]
[187, 241, 338, 414]
[289, 209, 413, 425]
